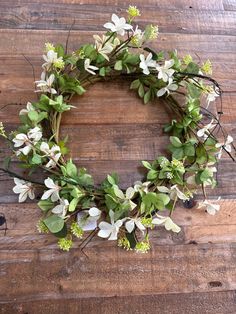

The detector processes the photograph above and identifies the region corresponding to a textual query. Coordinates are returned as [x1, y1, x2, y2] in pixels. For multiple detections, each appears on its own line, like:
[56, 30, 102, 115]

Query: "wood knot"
[208, 281, 222, 288]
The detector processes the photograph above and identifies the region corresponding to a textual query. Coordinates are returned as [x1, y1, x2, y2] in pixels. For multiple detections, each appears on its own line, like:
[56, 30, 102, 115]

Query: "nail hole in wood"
[208, 281, 222, 288]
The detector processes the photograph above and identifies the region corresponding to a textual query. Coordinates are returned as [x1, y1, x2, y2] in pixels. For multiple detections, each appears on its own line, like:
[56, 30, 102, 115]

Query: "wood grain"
[0, 243, 235, 297]
[0, 1, 234, 35]
[0, 1, 236, 312]
[1, 291, 236, 314]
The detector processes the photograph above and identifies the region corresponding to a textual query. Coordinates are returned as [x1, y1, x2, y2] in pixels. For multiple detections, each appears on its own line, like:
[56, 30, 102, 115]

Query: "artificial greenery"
[1, 6, 235, 252]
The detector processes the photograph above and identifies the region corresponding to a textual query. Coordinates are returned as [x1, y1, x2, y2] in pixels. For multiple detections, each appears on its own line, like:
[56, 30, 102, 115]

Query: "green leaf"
[31, 154, 42, 165]
[172, 148, 184, 160]
[99, 67, 106, 76]
[130, 79, 140, 90]
[37, 112, 48, 123]
[196, 146, 208, 164]
[77, 169, 94, 187]
[65, 159, 78, 178]
[105, 194, 118, 210]
[83, 44, 97, 60]
[185, 62, 199, 74]
[170, 136, 182, 148]
[187, 83, 202, 99]
[142, 160, 152, 170]
[37, 199, 54, 212]
[156, 193, 170, 206]
[53, 224, 68, 238]
[113, 186, 125, 199]
[184, 143, 195, 157]
[114, 60, 123, 71]
[142, 192, 169, 211]
[70, 187, 84, 199]
[126, 231, 137, 249]
[147, 169, 158, 180]
[43, 215, 64, 233]
[107, 174, 116, 185]
[144, 89, 151, 104]
[69, 198, 79, 212]
[55, 44, 65, 57]
[200, 169, 212, 182]
[28, 110, 39, 122]
[138, 84, 145, 98]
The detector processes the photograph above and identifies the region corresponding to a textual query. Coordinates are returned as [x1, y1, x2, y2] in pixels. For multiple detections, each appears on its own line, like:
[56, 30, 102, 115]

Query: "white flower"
[152, 214, 181, 233]
[216, 135, 233, 158]
[170, 185, 189, 201]
[40, 142, 61, 168]
[84, 58, 99, 75]
[93, 35, 114, 61]
[42, 50, 57, 69]
[13, 127, 42, 156]
[103, 13, 132, 36]
[13, 133, 30, 151]
[42, 50, 64, 70]
[77, 207, 102, 231]
[131, 26, 144, 47]
[198, 197, 221, 215]
[157, 185, 189, 201]
[13, 178, 35, 203]
[139, 53, 156, 75]
[35, 72, 57, 94]
[19, 102, 34, 115]
[88, 207, 101, 219]
[28, 126, 42, 142]
[206, 88, 219, 108]
[41, 177, 61, 202]
[51, 198, 69, 218]
[134, 181, 150, 194]
[197, 119, 216, 138]
[157, 78, 178, 97]
[156, 59, 175, 82]
[125, 217, 146, 233]
[98, 210, 123, 240]
[113, 185, 136, 210]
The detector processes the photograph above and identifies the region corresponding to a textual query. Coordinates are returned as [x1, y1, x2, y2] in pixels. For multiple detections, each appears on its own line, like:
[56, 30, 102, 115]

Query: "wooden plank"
[0, 1, 231, 34]
[0, 58, 235, 125]
[223, 0, 236, 11]
[0, 154, 235, 201]
[1, 82, 235, 125]
[1, 121, 236, 160]
[0, 291, 235, 314]
[0, 30, 236, 55]
[0, 243, 235, 299]
[0, 0, 225, 11]
[0, 199, 236, 245]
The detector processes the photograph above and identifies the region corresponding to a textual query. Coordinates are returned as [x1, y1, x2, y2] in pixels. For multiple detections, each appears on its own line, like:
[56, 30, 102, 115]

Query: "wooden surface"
[0, 1, 236, 313]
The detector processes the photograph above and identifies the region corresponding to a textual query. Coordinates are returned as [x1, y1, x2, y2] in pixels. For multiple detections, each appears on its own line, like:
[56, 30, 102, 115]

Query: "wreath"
[1, 6, 235, 252]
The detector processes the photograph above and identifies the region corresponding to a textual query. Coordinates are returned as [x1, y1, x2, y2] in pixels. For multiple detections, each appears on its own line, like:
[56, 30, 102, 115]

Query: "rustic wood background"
[0, 1, 236, 313]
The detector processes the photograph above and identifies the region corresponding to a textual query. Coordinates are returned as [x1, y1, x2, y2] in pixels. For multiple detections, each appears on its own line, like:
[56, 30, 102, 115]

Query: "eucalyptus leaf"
[43, 215, 64, 233]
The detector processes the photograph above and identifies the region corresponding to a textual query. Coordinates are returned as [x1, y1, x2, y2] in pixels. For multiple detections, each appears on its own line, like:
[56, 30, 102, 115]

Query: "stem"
[55, 112, 62, 144]
[169, 195, 177, 217]
[0, 167, 44, 186]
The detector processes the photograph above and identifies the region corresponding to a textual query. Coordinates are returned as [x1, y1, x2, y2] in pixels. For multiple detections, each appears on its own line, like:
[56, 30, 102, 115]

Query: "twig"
[0, 167, 44, 185]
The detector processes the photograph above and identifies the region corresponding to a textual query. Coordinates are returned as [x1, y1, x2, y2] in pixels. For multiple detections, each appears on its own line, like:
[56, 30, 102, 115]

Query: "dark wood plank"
[1, 291, 236, 314]
[0, 243, 235, 299]
[0, 30, 236, 55]
[1, 199, 236, 245]
[0, 4, 234, 35]
[0, 0, 225, 11]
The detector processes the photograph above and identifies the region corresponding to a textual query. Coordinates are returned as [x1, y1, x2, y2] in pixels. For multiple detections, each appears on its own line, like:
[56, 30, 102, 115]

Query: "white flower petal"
[89, 207, 101, 217]
[125, 220, 135, 233]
